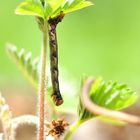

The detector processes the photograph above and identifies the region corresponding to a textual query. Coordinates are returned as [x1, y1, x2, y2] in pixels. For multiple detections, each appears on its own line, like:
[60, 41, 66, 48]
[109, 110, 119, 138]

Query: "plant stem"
[64, 120, 84, 140]
[38, 21, 48, 140]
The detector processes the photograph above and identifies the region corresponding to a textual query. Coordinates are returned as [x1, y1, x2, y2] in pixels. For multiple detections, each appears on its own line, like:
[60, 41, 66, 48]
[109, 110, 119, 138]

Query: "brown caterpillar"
[48, 12, 65, 106]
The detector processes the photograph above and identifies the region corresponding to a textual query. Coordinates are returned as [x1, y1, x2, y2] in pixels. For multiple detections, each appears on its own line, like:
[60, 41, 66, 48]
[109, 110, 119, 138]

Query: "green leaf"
[43, 0, 93, 18]
[78, 78, 138, 121]
[63, 0, 93, 14]
[15, 0, 93, 20]
[6, 44, 39, 89]
[90, 78, 137, 110]
[52, 0, 93, 17]
[15, 1, 44, 18]
[47, 0, 65, 14]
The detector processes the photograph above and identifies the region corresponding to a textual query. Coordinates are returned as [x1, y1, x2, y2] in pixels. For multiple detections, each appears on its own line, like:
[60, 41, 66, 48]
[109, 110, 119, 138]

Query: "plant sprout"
[15, 0, 93, 140]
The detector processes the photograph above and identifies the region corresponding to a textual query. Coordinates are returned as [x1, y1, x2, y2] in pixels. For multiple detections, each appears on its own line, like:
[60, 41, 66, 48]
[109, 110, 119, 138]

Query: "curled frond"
[78, 77, 138, 123]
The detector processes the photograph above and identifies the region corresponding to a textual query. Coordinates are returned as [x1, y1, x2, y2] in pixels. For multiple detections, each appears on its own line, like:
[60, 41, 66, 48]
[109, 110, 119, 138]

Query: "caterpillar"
[48, 12, 65, 106]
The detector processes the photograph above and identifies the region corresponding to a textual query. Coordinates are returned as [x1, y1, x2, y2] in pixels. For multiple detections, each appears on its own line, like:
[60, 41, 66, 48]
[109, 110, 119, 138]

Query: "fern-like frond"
[6, 44, 39, 89]
[78, 78, 137, 121]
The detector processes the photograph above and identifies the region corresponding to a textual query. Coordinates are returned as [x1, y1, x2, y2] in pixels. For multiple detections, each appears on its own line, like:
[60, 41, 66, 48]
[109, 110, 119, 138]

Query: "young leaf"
[15, 0, 93, 20]
[78, 78, 138, 121]
[15, 1, 44, 18]
[47, 0, 65, 15]
[52, 0, 93, 17]
[90, 78, 137, 110]
[6, 44, 39, 90]
[62, 0, 93, 14]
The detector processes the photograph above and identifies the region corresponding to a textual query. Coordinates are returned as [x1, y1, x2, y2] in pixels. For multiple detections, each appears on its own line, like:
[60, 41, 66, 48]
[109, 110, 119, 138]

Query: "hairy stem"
[64, 120, 83, 140]
[38, 21, 48, 140]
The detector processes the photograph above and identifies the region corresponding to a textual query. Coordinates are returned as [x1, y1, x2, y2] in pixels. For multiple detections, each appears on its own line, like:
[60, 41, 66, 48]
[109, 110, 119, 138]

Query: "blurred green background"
[0, 0, 140, 89]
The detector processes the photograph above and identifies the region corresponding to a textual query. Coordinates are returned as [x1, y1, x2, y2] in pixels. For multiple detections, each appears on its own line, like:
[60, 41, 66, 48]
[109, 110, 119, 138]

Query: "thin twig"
[81, 77, 140, 125]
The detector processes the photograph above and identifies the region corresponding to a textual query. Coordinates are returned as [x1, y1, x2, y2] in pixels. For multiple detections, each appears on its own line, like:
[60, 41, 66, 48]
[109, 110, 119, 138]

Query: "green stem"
[64, 120, 84, 140]
[38, 21, 48, 140]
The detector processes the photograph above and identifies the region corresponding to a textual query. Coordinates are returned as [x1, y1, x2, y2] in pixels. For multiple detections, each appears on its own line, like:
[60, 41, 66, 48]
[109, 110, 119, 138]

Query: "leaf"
[6, 44, 39, 89]
[63, 0, 93, 14]
[78, 78, 138, 121]
[52, 0, 93, 17]
[90, 78, 137, 110]
[47, 0, 65, 14]
[15, 1, 44, 18]
[15, 0, 93, 19]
